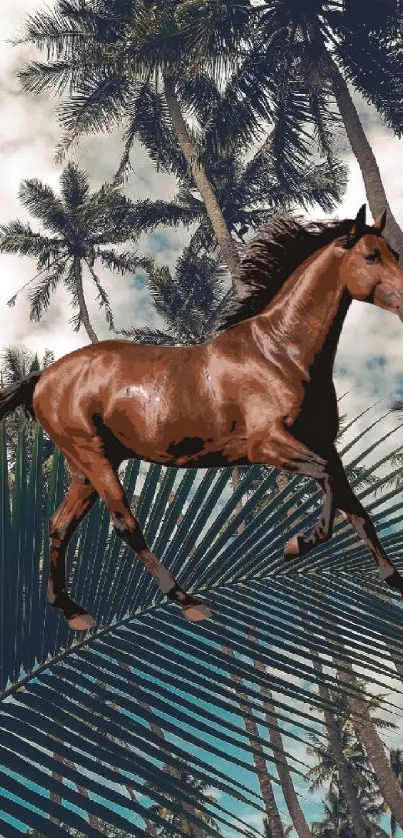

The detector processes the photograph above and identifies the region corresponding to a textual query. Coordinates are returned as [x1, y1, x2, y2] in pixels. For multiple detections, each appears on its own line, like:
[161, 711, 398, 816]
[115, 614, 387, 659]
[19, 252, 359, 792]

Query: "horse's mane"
[216, 213, 354, 332]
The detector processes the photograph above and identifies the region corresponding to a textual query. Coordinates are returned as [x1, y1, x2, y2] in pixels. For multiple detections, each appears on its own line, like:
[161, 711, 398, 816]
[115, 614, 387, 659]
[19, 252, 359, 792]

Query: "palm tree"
[264, 819, 293, 838]
[311, 783, 388, 837]
[260, 672, 312, 837]
[144, 756, 223, 836]
[0, 345, 55, 471]
[306, 680, 391, 837]
[0, 163, 149, 343]
[177, 1, 403, 254]
[115, 76, 347, 261]
[336, 654, 403, 832]
[224, 642, 288, 838]
[115, 246, 226, 345]
[389, 749, 403, 838]
[16, 1, 247, 284]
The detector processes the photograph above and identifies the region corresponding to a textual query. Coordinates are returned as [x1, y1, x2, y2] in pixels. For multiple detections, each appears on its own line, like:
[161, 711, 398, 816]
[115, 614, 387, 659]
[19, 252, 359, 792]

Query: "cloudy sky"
[2, 1, 403, 835]
[1, 0, 403, 423]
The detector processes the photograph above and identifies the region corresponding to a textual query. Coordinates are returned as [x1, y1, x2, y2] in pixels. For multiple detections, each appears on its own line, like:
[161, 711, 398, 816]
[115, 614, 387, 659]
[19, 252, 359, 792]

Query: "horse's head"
[337, 204, 403, 320]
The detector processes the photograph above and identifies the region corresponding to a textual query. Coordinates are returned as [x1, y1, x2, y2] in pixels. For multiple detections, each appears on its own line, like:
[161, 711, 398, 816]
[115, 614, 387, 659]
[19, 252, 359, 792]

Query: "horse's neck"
[254, 246, 351, 370]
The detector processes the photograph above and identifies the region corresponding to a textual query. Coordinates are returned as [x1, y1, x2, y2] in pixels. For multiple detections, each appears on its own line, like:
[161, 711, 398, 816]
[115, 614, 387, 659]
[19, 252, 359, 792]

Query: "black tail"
[0, 370, 43, 422]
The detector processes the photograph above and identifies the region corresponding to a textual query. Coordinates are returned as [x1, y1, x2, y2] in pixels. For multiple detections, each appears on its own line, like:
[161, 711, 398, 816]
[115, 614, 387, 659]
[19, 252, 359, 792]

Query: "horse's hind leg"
[48, 461, 98, 630]
[325, 448, 403, 596]
[59, 438, 211, 623]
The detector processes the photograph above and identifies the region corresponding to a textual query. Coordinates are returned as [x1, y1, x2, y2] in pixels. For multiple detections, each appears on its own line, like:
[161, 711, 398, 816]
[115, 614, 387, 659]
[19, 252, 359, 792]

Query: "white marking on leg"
[141, 549, 175, 593]
[111, 513, 127, 532]
[379, 560, 395, 580]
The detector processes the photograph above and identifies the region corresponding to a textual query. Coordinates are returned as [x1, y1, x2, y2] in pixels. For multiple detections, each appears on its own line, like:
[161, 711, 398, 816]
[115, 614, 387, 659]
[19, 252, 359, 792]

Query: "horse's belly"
[106, 386, 248, 467]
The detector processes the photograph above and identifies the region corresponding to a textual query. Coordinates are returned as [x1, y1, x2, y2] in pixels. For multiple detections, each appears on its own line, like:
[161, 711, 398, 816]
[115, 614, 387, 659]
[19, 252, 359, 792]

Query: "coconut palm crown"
[0, 163, 150, 343]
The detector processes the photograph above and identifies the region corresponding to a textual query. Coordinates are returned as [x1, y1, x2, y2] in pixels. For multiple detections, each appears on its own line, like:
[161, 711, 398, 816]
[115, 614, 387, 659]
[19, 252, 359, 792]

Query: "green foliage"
[0, 163, 149, 336]
[6, 4, 403, 836]
[116, 246, 227, 343]
[17, 0, 348, 217]
[0, 346, 56, 492]
[144, 755, 223, 836]
[389, 748, 403, 838]
[307, 682, 392, 836]
[311, 785, 388, 837]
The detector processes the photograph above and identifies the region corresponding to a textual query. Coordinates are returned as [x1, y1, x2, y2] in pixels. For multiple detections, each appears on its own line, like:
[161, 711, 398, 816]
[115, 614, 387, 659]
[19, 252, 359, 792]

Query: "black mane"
[216, 213, 355, 331]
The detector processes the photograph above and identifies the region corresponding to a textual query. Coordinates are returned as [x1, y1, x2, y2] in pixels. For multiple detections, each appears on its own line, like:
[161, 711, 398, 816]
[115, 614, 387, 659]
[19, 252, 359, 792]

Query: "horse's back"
[31, 339, 244, 466]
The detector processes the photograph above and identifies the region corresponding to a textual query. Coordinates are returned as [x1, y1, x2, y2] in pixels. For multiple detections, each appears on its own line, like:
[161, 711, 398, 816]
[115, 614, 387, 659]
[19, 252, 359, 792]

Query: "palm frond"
[27, 258, 70, 322]
[1, 410, 403, 833]
[0, 221, 64, 259]
[95, 248, 152, 275]
[60, 161, 90, 209]
[125, 198, 204, 237]
[115, 326, 177, 345]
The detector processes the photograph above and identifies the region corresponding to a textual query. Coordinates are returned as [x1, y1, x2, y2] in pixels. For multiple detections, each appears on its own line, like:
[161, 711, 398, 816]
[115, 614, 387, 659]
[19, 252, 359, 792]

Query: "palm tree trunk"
[310, 656, 368, 838]
[137, 698, 204, 838]
[336, 658, 403, 831]
[269, 469, 367, 838]
[390, 646, 403, 685]
[49, 749, 104, 832]
[73, 256, 99, 343]
[63, 755, 105, 831]
[164, 72, 247, 518]
[328, 58, 403, 255]
[109, 739, 159, 836]
[92, 669, 160, 836]
[160, 71, 247, 529]
[106, 665, 181, 836]
[244, 624, 311, 838]
[254, 666, 312, 837]
[49, 754, 63, 827]
[223, 645, 286, 837]
[163, 74, 243, 290]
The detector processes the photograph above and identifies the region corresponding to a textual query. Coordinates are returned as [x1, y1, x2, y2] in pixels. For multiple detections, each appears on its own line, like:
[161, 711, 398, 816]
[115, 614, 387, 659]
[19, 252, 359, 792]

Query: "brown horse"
[1, 204, 403, 631]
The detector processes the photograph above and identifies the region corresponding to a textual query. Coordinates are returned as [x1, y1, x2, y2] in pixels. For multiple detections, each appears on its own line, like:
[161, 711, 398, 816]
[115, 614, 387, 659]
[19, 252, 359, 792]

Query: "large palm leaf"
[1, 402, 403, 835]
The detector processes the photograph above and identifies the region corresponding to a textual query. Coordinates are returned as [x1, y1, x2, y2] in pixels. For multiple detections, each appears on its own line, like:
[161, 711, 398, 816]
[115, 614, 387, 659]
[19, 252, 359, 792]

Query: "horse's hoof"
[284, 535, 300, 561]
[67, 612, 96, 631]
[183, 603, 212, 622]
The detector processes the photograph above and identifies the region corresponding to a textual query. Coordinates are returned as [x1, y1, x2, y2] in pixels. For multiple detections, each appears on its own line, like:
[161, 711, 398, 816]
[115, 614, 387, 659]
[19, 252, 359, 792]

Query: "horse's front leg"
[248, 423, 337, 560]
[283, 471, 336, 560]
[327, 447, 403, 597]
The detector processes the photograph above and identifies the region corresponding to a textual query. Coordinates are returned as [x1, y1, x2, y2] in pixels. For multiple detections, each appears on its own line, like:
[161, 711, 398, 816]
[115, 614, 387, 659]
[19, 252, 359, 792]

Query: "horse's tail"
[0, 370, 43, 422]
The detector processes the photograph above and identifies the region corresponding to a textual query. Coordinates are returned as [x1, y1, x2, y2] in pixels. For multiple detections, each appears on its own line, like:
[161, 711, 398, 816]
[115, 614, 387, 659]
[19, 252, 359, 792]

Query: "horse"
[1, 203, 403, 632]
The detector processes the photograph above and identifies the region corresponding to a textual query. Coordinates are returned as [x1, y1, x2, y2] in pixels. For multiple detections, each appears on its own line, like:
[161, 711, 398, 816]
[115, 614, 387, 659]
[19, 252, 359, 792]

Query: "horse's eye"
[365, 249, 380, 263]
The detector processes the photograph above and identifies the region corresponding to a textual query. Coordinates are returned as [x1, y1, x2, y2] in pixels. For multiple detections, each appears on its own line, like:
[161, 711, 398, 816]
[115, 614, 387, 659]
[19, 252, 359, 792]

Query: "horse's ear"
[349, 204, 366, 236]
[373, 209, 387, 232]
[342, 204, 366, 249]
